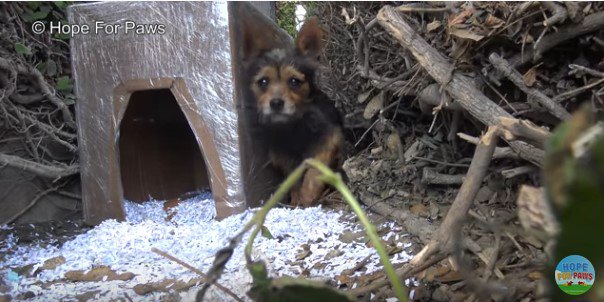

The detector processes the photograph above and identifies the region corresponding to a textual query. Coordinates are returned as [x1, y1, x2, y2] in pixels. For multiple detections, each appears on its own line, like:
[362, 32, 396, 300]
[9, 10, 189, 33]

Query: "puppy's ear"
[242, 17, 272, 61]
[295, 17, 323, 58]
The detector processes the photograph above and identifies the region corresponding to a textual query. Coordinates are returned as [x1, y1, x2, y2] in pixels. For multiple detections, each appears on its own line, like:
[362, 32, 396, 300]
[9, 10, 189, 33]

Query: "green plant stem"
[244, 163, 308, 261]
[241, 158, 407, 301]
[306, 159, 408, 302]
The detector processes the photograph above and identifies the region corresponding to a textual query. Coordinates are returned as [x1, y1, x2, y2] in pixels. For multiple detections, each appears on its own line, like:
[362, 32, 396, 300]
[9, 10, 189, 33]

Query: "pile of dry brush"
[0, 2, 80, 225]
[311, 1, 604, 301]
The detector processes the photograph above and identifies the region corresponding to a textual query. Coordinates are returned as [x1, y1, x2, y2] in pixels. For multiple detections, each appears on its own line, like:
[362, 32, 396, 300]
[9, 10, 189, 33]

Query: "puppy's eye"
[288, 77, 302, 88]
[257, 77, 269, 88]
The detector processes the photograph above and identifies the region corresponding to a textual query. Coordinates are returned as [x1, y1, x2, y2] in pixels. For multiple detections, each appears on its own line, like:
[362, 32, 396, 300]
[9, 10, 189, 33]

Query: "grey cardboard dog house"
[69, 2, 291, 225]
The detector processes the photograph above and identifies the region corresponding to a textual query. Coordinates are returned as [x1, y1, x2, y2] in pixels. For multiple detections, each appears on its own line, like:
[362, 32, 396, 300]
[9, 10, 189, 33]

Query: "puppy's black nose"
[270, 99, 284, 111]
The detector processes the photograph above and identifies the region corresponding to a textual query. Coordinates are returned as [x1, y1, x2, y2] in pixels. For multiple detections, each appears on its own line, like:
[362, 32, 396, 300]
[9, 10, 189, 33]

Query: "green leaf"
[27, 2, 41, 10]
[53, 1, 68, 9]
[249, 276, 354, 302]
[53, 32, 71, 41]
[261, 226, 274, 239]
[248, 261, 269, 284]
[14, 43, 31, 56]
[22, 9, 50, 22]
[36, 61, 47, 73]
[46, 59, 57, 76]
[56, 76, 72, 92]
[64, 94, 76, 105]
[32, 9, 50, 20]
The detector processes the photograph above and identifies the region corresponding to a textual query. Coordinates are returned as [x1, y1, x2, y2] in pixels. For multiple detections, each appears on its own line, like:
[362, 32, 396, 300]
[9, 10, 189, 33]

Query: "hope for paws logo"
[555, 255, 595, 295]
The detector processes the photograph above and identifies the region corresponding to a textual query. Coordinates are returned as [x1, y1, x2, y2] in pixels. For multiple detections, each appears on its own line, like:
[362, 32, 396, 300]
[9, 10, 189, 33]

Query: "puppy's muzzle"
[270, 98, 284, 112]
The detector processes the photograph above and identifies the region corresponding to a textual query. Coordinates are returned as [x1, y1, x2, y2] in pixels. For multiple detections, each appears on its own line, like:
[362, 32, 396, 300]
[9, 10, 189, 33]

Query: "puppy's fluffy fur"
[244, 18, 343, 206]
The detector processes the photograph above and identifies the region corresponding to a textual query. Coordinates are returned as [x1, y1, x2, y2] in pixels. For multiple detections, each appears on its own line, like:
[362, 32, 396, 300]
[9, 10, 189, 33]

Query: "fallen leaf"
[386, 132, 403, 159]
[523, 66, 538, 87]
[404, 140, 422, 163]
[448, 7, 475, 27]
[370, 147, 383, 155]
[438, 269, 464, 282]
[75, 290, 101, 302]
[423, 266, 450, 282]
[42, 256, 65, 270]
[13, 264, 36, 277]
[357, 90, 371, 104]
[295, 244, 312, 260]
[528, 271, 543, 280]
[484, 14, 504, 28]
[427, 20, 442, 32]
[261, 225, 274, 239]
[363, 92, 384, 119]
[312, 261, 327, 271]
[335, 274, 351, 285]
[339, 231, 365, 244]
[134, 277, 202, 295]
[410, 204, 429, 217]
[449, 28, 484, 41]
[64, 266, 135, 282]
[324, 249, 344, 260]
[386, 244, 403, 255]
[14, 43, 31, 56]
[163, 198, 180, 222]
[516, 33, 534, 44]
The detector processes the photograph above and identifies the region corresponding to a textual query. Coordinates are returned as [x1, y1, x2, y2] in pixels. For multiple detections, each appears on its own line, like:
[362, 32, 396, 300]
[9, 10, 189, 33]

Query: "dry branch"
[553, 78, 604, 103]
[501, 165, 536, 179]
[417, 83, 463, 112]
[363, 199, 437, 244]
[151, 248, 244, 302]
[377, 5, 543, 166]
[459, 132, 547, 165]
[499, 117, 552, 149]
[1, 186, 58, 225]
[458, 133, 527, 161]
[395, 3, 453, 13]
[508, 10, 604, 66]
[421, 168, 464, 185]
[538, 2, 568, 27]
[489, 53, 570, 120]
[412, 126, 500, 265]
[0, 152, 79, 179]
[568, 64, 604, 78]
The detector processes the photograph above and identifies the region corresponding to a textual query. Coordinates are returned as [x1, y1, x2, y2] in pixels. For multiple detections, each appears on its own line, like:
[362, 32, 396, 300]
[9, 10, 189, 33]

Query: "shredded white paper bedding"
[0, 194, 412, 301]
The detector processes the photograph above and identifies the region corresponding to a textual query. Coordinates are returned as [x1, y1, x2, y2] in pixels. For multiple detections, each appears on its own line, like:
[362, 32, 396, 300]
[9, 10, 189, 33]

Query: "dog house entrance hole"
[119, 89, 210, 202]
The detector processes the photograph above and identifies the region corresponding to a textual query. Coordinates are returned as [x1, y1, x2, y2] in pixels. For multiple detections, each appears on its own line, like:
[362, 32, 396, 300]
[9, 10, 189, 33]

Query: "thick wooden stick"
[457, 132, 545, 162]
[509, 11, 604, 66]
[412, 126, 500, 265]
[489, 53, 570, 120]
[0, 152, 79, 179]
[499, 117, 552, 149]
[422, 168, 464, 185]
[377, 5, 543, 166]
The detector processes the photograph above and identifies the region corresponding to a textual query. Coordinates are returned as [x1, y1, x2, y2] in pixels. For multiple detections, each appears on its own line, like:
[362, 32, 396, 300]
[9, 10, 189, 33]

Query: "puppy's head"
[245, 18, 324, 124]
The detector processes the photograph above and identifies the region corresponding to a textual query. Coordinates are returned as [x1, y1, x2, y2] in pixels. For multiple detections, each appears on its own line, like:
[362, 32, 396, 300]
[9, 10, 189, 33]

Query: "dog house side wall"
[229, 3, 295, 207]
[69, 2, 245, 224]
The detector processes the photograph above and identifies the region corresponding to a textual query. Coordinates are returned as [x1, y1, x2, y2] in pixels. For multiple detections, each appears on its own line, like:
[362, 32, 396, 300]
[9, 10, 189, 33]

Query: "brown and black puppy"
[244, 18, 343, 207]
